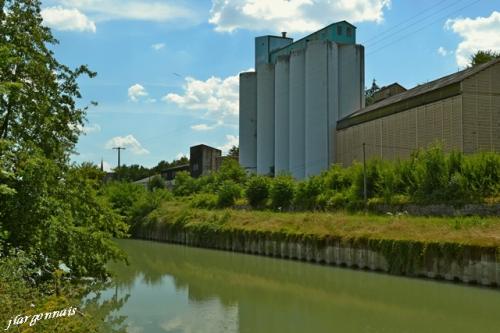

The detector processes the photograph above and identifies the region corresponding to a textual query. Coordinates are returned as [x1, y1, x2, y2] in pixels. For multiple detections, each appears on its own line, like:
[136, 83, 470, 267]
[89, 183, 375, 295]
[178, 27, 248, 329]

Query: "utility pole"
[112, 147, 125, 170]
[363, 142, 367, 208]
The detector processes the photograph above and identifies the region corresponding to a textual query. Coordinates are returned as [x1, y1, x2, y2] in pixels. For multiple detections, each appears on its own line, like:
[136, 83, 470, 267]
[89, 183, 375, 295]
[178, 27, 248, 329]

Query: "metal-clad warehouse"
[335, 58, 500, 166]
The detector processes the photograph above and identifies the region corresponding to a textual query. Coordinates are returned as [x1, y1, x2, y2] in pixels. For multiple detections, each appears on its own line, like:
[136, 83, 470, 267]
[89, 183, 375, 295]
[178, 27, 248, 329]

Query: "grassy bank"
[145, 201, 500, 247]
[132, 200, 500, 279]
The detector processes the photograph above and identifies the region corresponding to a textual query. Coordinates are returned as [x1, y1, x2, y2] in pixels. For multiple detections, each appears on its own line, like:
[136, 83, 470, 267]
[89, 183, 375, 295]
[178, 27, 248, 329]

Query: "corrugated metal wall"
[335, 95, 463, 166]
[462, 62, 500, 154]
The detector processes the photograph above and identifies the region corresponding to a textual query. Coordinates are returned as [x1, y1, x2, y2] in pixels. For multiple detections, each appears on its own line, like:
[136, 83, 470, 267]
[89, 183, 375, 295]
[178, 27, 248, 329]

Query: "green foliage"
[172, 171, 198, 196]
[294, 176, 325, 210]
[216, 180, 242, 208]
[148, 174, 166, 191]
[101, 181, 171, 230]
[191, 193, 218, 209]
[245, 175, 271, 208]
[216, 158, 246, 184]
[270, 175, 295, 210]
[469, 50, 500, 67]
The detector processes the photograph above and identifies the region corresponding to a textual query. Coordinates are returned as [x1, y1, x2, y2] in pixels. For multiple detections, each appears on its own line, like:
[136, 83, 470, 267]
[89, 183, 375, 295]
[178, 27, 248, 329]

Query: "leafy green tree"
[228, 145, 239, 158]
[469, 50, 500, 67]
[0, 0, 127, 278]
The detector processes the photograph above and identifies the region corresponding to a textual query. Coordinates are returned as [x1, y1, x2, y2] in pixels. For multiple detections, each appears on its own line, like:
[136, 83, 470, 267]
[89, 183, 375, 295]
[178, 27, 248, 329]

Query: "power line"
[366, 0, 483, 56]
[363, 0, 467, 47]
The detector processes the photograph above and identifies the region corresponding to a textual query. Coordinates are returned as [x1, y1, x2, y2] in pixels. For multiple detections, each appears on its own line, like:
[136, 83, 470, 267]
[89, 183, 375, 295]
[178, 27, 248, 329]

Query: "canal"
[92, 239, 500, 333]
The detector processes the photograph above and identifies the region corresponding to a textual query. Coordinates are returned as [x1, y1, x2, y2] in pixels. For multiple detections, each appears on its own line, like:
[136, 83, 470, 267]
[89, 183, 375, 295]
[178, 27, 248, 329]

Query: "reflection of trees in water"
[107, 239, 500, 333]
[80, 284, 130, 333]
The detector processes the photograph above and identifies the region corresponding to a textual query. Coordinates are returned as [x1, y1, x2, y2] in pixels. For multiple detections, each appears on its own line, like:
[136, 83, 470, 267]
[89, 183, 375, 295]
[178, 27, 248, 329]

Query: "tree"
[469, 50, 500, 67]
[364, 79, 380, 106]
[228, 145, 239, 158]
[0, 0, 127, 278]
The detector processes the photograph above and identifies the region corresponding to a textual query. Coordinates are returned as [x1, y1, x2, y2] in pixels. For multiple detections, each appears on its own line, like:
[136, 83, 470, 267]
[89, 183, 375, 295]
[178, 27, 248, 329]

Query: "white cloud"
[105, 135, 149, 155]
[190, 121, 222, 131]
[56, 0, 198, 23]
[163, 70, 252, 125]
[437, 46, 449, 57]
[152, 43, 166, 51]
[209, 0, 391, 33]
[128, 84, 148, 102]
[218, 134, 238, 154]
[41, 6, 96, 32]
[446, 11, 500, 67]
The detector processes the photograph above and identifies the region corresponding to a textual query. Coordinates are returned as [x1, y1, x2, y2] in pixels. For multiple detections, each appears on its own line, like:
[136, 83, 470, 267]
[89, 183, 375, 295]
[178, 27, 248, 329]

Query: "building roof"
[162, 163, 189, 172]
[338, 57, 500, 129]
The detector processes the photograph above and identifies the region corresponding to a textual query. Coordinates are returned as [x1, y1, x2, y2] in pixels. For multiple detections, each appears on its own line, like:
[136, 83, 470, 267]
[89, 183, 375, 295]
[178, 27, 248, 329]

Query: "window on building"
[337, 26, 342, 35]
[347, 27, 352, 37]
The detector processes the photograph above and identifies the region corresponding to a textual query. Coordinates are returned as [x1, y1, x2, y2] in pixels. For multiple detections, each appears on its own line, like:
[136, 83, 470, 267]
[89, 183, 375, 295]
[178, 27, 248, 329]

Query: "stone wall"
[134, 224, 500, 288]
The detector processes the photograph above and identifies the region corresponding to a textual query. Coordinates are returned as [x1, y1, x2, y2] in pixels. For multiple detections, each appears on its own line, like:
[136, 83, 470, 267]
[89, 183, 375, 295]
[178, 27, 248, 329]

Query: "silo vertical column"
[338, 44, 364, 120]
[289, 49, 306, 179]
[274, 55, 290, 175]
[257, 63, 275, 175]
[327, 42, 339, 165]
[305, 40, 329, 177]
[239, 72, 257, 172]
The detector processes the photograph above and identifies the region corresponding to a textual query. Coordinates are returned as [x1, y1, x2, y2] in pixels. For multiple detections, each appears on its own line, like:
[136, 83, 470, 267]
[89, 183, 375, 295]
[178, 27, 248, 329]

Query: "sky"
[39, 0, 500, 171]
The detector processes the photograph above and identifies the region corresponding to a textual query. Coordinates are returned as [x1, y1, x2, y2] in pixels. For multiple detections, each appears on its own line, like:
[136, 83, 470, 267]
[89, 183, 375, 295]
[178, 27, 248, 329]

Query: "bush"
[191, 193, 218, 209]
[294, 176, 325, 210]
[147, 174, 165, 191]
[216, 159, 247, 184]
[217, 180, 242, 208]
[270, 176, 295, 210]
[245, 175, 270, 208]
[172, 171, 198, 196]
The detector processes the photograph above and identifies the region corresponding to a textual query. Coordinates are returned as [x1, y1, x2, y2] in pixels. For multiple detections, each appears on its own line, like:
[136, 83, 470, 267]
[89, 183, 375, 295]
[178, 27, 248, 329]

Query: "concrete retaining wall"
[134, 225, 500, 288]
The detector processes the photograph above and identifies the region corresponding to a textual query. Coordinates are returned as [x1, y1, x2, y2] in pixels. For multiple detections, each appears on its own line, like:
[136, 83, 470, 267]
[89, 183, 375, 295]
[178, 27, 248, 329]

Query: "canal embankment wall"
[133, 221, 500, 287]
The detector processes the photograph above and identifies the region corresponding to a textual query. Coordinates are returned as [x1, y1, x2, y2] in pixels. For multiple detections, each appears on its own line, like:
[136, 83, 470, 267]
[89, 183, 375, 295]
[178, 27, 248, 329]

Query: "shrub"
[147, 174, 165, 191]
[191, 193, 218, 209]
[172, 171, 198, 196]
[216, 159, 247, 184]
[294, 176, 324, 210]
[245, 175, 270, 208]
[270, 175, 295, 210]
[217, 180, 242, 208]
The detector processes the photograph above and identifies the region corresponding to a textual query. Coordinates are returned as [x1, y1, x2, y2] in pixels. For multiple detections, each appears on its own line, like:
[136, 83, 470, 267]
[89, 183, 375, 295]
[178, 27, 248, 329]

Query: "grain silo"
[239, 21, 364, 178]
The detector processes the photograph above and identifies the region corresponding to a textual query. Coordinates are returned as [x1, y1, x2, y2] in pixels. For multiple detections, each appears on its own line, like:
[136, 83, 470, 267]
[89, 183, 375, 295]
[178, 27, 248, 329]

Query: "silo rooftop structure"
[239, 21, 364, 179]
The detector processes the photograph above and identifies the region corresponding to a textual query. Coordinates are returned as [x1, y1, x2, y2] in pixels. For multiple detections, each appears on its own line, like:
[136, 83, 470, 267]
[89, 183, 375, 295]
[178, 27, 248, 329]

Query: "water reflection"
[96, 239, 500, 333]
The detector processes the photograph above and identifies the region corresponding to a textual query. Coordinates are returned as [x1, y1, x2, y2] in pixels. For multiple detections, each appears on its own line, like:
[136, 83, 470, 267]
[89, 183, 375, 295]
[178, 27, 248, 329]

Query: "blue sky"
[40, 0, 500, 171]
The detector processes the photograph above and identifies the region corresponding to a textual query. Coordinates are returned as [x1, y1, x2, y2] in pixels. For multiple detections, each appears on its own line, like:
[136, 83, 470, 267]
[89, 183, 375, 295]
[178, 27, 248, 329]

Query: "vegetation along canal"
[94, 239, 500, 333]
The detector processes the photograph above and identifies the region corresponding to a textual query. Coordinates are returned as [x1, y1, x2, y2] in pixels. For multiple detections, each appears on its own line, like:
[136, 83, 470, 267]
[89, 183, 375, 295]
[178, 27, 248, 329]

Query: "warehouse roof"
[337, 57, 500, 129]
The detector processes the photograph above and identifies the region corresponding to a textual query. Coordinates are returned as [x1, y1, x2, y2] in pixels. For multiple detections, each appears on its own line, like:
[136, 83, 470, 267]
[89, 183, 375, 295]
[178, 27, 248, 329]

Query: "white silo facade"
[274, 55, 290, 175]
[239, 72, 257, 172]
[289, 49, 306, 179]
[239, 21, 365, 178]
[256, 63, 275, 175]
[305, 40, 329, 177]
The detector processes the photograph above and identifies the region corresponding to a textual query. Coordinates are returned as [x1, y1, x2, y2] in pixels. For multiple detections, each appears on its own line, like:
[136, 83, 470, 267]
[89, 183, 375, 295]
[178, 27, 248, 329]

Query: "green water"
[95, 239, 500, 333]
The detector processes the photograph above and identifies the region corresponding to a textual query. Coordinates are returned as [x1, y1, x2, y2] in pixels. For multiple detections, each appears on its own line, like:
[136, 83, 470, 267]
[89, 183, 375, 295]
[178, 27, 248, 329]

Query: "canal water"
[93, 239, 500, 333]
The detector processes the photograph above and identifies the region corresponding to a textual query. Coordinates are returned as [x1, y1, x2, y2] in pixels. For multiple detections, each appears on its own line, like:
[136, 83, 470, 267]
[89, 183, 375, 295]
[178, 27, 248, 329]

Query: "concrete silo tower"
[239, 21, 364, 179]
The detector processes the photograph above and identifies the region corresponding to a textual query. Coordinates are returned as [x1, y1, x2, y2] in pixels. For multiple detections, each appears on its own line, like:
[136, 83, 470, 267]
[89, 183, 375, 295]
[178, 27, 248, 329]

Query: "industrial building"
[336, 58, 500, 166]
[239, 21, 364, 179]
[239, 20, 500, 177]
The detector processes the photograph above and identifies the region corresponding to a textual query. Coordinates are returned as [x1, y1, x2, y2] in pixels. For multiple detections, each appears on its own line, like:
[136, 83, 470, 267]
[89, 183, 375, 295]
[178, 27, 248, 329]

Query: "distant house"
[189, 144, 221, 178]
[372, 83, 407, 104]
